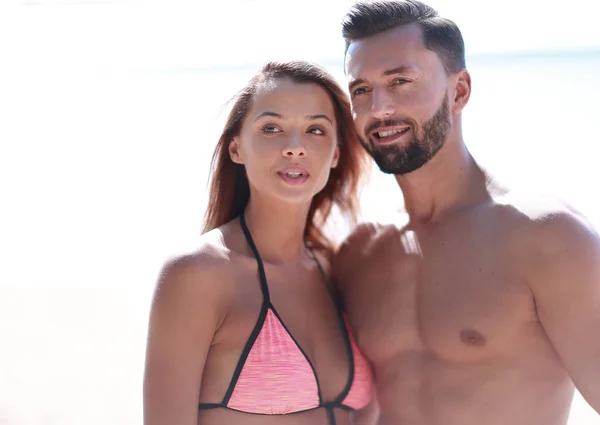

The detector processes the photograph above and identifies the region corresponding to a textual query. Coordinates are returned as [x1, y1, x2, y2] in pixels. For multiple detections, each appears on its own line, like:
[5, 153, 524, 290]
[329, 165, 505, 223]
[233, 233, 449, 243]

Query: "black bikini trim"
[198, 211, 357, 425]
[219, 212, 271, 405]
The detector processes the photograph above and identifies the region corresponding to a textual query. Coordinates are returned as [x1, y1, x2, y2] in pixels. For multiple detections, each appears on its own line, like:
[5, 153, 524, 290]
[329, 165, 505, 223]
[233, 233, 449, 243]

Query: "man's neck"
[396, 138, 491, 224]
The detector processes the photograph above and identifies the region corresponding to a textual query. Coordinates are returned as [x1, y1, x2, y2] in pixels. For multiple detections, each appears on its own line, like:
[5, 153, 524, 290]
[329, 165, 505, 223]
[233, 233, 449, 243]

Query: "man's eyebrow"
[383, 65, 417, 76]
[348, 65, 418, 92]
[348, 78, 366, 92]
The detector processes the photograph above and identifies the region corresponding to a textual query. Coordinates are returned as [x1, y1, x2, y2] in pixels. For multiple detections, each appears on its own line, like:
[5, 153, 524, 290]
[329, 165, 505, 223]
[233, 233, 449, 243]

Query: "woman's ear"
[331, 144, 340, 168]
[229, 136, 244, 164]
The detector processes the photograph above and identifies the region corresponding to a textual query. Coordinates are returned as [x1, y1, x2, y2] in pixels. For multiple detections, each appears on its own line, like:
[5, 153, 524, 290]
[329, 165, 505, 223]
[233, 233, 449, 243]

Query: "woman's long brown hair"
[202, 61, 369, 252]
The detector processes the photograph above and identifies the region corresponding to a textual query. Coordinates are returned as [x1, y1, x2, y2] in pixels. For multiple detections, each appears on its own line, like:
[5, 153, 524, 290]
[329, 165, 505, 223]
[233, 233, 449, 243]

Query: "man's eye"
[392, 78, 410, 85]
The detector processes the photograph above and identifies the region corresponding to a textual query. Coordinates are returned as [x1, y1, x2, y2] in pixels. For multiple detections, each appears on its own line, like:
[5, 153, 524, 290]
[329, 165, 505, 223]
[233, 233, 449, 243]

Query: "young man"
[333, 1, 600, 424]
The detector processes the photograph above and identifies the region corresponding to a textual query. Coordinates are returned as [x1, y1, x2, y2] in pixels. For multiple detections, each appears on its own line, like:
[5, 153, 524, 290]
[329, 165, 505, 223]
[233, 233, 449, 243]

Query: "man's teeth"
[377, 129, 407, 138]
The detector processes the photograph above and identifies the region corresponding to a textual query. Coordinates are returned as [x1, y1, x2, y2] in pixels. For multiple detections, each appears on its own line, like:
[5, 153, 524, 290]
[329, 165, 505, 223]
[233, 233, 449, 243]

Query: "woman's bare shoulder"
[152, 226, 240, 310]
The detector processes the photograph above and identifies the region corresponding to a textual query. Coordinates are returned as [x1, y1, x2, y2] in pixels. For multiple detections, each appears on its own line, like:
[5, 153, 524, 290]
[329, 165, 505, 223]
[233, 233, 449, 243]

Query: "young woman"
[143, 61, 374, 425]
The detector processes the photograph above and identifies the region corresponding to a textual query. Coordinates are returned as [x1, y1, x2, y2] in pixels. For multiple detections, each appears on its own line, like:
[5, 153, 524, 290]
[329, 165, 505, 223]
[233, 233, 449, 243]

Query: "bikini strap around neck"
[239, 211, 270, 301]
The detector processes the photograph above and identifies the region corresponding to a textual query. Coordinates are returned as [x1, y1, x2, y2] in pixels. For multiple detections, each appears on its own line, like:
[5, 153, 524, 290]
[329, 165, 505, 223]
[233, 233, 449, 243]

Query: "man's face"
[346, 23, 452, 175]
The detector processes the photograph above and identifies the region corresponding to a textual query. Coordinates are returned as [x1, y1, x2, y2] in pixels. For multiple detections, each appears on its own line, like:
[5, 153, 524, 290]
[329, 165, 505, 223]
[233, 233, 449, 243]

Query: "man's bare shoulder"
[495, 191, 589, 228]
[332, 219, 407, 285]
[336, 221, 397, 258]
[494, 191, 598, 259]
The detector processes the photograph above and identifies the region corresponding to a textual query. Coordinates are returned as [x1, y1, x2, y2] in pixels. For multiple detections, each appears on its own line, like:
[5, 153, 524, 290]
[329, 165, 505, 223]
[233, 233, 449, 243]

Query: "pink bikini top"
[198, 213, 374, 423]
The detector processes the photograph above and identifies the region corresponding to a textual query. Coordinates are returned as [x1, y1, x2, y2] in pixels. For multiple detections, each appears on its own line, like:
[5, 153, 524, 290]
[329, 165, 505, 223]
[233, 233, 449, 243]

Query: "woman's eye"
[309, 127, 325, 136]
[262, 125, 281, 133]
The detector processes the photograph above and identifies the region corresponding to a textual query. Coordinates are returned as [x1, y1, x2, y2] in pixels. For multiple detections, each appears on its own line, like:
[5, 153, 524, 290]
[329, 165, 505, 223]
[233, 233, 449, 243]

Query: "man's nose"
[371, 87, 396, 119]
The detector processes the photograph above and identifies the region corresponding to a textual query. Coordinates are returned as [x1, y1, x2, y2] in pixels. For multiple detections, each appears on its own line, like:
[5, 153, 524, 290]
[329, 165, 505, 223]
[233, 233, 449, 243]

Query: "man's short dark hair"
[342, 0, 466, 74]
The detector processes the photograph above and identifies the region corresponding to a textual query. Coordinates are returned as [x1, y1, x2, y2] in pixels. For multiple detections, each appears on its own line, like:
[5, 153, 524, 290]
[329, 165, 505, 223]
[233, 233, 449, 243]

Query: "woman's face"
[230, 78, 340, 206]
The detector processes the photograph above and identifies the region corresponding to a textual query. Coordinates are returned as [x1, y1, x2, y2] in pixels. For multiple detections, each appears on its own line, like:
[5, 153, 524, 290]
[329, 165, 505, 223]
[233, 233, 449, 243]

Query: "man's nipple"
[460, 328, 486, 347]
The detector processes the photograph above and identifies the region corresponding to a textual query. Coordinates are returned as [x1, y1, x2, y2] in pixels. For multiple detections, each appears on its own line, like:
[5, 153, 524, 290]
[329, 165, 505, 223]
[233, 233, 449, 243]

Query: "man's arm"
[528, 209, 600, 413]
[332, 222, 381, 294]
[334, 223, 383, 425]
[351, 390, 380, 425]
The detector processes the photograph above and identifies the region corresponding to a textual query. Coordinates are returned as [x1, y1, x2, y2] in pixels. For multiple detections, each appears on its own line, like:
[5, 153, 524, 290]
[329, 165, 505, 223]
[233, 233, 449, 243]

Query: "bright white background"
[0, 1, 599, 424]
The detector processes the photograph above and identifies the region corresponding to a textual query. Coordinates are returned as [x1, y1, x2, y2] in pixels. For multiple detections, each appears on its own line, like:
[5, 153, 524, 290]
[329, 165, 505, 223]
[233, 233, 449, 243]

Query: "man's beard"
[359, 93, 451, 175]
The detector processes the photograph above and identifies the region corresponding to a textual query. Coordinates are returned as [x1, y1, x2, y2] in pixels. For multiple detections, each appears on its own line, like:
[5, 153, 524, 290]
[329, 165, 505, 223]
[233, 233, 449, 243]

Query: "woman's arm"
[143, 253, 228, 425]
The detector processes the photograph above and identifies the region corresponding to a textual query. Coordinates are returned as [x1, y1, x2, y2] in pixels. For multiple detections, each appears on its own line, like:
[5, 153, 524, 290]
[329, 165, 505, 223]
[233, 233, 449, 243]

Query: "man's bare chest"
[344, 227, 537, 362]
